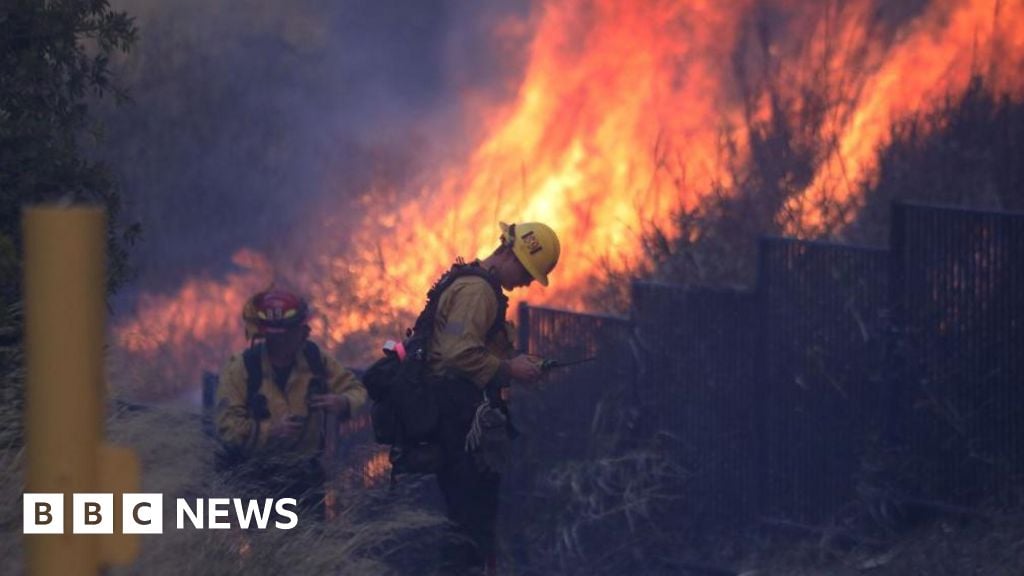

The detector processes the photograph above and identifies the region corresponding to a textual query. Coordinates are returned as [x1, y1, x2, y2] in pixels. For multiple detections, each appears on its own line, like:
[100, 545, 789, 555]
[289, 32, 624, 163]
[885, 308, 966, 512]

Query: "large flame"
[787, 0, 1024, 229]
[113, 0, 1024, 398]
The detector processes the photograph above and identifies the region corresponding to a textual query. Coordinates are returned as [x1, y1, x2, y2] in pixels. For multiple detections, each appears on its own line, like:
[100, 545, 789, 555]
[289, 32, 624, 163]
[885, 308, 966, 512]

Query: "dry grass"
[0, 401, 447, 576]
[748, 506, 1024, 576]
[0, 290, 448, 576]
[530, 449, 696, 575]
[0, 448, 25, 576]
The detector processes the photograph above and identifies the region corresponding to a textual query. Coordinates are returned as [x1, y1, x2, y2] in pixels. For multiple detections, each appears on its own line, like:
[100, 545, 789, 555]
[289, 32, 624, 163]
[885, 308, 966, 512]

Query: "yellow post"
[23, 205, 139, 575]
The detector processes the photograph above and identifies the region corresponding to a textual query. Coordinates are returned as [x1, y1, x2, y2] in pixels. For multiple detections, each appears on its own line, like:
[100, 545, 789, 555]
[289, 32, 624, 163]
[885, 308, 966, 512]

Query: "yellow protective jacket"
[427, 275, 516, 388]
[216, 343, 367, 458]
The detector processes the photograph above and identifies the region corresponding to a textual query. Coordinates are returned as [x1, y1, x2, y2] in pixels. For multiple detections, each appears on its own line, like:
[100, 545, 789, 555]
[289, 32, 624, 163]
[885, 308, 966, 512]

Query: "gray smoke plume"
[102, 0, 530, 294]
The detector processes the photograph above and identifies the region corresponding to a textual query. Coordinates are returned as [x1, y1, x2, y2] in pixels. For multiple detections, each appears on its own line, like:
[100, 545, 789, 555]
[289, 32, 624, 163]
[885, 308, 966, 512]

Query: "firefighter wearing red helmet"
[241, 288, 310, 340]
[216, 288, 366, 518]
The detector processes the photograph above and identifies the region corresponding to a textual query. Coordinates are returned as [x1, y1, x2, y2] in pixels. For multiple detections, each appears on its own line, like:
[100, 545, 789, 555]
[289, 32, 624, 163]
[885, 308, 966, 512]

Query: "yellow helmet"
[499, 221, 560, 286]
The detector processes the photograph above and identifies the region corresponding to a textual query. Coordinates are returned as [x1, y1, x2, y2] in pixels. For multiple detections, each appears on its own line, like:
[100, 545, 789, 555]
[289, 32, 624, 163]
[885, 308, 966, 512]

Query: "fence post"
[753, 237, 770, 519]
[517, 301, 530, 354]
[886, 202, 908, 445]
[23, 206, 140, 574]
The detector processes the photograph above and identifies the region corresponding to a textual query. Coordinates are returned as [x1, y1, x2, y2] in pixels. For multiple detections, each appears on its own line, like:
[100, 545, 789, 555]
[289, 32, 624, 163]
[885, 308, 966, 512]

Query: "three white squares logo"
[23, 493, 297, 533]
[24, 493, 163, 534]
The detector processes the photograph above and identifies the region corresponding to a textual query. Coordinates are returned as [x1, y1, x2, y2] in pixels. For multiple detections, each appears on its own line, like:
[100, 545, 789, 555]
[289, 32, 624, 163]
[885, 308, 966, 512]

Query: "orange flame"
[789, 0, 1024, 229]
[361, 450, 392, 488]
[112, 0, 1024, 398]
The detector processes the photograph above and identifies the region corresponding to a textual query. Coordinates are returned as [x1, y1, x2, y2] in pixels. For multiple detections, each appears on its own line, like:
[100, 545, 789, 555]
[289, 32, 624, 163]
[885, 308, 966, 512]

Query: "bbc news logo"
[23, 494, 299, 534]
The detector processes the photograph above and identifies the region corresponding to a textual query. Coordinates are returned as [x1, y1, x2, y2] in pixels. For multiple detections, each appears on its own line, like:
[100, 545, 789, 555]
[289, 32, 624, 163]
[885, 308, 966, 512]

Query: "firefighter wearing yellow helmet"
[426, 221, 560, 574]
[499, 221, 560, 287]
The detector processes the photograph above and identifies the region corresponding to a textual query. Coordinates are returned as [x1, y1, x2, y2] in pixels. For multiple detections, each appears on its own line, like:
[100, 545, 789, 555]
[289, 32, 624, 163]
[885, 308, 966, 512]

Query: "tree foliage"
[0, 0, 139, 305]
[1, 0, 139, 447]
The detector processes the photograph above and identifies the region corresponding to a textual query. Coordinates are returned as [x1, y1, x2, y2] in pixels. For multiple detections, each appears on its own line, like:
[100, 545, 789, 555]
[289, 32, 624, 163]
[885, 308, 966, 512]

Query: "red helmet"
[245, 289, 309, 335]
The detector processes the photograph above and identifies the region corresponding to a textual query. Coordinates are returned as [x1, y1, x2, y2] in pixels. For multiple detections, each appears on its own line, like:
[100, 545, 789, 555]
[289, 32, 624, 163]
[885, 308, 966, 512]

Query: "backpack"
[362, 261, 507, 472]
[216, 340, 328, 468]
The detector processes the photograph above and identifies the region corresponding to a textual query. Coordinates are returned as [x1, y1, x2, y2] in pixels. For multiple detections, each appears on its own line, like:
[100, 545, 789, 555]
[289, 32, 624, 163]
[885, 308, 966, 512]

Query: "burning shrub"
[849, 78, 1024, 245]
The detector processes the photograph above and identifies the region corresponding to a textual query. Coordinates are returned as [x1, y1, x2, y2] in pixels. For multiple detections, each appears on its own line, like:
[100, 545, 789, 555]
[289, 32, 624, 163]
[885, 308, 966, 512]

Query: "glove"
[464, 400, 511, 475]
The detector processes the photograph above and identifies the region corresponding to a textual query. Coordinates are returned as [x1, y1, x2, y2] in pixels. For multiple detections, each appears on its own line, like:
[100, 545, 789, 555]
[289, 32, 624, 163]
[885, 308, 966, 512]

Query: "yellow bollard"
[23, 205, 140, 575]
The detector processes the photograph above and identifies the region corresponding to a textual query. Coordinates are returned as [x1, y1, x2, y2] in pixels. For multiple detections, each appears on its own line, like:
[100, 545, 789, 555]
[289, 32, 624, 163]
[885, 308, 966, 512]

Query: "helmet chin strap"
[489, 250, 514, 278]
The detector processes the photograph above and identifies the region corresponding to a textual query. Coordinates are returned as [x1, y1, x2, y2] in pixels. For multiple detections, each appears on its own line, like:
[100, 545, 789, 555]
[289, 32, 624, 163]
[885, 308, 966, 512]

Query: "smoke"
[100, 0, 964, 295]
[103, 0, 1024, 399]
[102, 0, 531, 294]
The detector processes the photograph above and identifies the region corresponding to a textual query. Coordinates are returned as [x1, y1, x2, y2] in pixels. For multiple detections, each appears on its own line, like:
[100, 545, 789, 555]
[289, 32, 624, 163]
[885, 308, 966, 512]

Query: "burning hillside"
[111, 0, 1024, 398]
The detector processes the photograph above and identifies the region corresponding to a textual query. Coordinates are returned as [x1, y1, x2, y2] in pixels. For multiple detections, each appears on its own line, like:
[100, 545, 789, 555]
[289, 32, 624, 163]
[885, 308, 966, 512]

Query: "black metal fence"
[631, 282, 758, 528]
[511, 303, 635, 455]
[891, 202, 1024, 502]
[757, 237, 890, 523]
[499, 304, 634, 562]
[504, 302, 634, 477]
[511, 201, 1024, 527]
[199, 201, 1023, 529]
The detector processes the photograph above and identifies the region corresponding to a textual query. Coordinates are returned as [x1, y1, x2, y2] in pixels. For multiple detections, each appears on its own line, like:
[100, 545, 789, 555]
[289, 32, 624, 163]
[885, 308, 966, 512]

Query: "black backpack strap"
[242, 343, 263, 405]
[302, 341, 327, 379]
[244, 341, 326, 402]
[414, 261, 508, 344]
[302, 340, 328, 396]
[457, 263, 508, 339]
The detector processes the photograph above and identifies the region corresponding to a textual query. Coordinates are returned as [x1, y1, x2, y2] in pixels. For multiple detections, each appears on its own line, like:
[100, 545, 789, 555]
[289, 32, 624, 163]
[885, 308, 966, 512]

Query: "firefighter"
[428, 221, 560, 574]
[215, 288, 366, 519]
